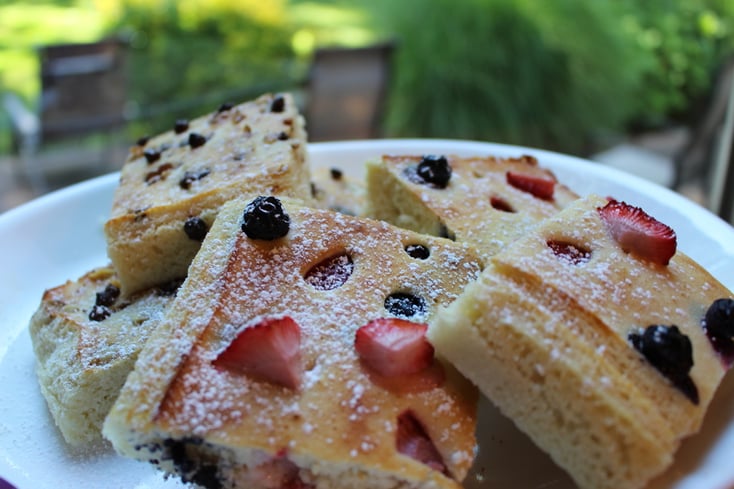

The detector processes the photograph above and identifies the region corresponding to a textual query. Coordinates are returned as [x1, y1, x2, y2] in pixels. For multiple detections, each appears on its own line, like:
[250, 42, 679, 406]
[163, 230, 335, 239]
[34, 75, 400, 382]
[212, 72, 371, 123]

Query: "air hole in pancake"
[304, 252, 354, 290]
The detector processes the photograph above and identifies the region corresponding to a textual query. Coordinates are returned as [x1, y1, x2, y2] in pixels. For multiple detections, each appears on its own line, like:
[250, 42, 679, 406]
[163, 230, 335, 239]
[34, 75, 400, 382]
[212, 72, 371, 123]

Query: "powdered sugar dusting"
[144, 201, 479, 473]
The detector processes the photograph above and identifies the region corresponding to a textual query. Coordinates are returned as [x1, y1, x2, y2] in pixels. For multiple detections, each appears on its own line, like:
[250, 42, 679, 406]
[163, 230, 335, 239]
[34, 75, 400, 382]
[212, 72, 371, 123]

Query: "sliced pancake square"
[366, 154, 579, 260]
[105, 92, 311, 296]
[429, 194, 734, 489]
[29, 266, 176, 446]
[104, 196, 483, 489]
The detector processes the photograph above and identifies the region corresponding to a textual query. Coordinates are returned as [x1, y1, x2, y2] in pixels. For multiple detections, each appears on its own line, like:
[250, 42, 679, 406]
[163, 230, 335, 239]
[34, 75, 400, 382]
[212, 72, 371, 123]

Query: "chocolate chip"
[174, 119, 189, 134]
[188, 132, 207, 148]
[218, 102, 234, 112]
[144, 149, 161, 164]
[330, 168, 343, 180]
[490, 196, 515, 213]
[270, 95, 285, 113]
[136, 135, 150, 146]
[145, 162, 174, 185]
[179, 169, 210, 189]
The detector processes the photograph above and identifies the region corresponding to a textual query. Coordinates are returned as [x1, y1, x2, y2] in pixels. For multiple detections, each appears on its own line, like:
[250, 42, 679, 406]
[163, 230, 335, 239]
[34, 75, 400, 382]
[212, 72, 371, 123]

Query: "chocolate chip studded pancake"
[429, 194, 734, 489]
[311, 165, 366, 217]
[105, 92, 311, 296]
[28, 266, 175, 446]
[104, 197, 482, 489]
[365, 154, 578, 260]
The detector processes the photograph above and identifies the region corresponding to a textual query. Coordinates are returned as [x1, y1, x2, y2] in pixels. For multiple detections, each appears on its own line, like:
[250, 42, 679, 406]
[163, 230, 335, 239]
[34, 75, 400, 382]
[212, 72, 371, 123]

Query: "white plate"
[1, 139, 733, 489]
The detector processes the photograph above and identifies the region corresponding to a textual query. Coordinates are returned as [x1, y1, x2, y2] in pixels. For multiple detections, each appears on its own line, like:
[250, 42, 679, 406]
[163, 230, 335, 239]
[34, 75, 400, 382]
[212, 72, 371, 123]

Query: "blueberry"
[242, 196, 290, 240]
[385, 292, 427, 318]
[416, 155, 452, 188]
[136, 135, 150, 146]
[156, 278, 185, 297]
[95, 284, 120, 307]
[704, 298, 734, 339]
[629, 325, 698, 404]
[405, 244, 430, 260]
[330, 168, 343, 180]
[183, 217, 208, 242]
[217, 102, 234, 112]
[89, 305, 112, 322]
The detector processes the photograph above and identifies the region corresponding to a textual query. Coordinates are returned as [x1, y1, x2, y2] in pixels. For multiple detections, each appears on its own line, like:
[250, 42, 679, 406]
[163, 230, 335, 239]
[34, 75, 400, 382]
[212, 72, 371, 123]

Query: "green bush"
[112, 0, 300, 137]
[619, 0, 734, 128]
[361, 0, 734, 154]
[2, 0, 732, 157]
[361, 0, 650, 154]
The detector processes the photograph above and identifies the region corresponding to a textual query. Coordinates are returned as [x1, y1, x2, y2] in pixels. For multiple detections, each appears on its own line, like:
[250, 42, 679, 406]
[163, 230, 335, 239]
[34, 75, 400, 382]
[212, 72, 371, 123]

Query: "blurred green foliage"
[362, 0, 734, 154]
[113, 0, 299, 136]
[619, 0, 734, 128]
[0, 0, 733, 156]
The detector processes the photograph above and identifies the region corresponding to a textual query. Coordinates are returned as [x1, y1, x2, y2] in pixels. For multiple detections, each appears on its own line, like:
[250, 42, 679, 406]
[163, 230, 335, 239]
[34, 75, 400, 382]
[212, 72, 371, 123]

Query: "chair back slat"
[306, 41, 395, 141]
[38, 38, 128, 141]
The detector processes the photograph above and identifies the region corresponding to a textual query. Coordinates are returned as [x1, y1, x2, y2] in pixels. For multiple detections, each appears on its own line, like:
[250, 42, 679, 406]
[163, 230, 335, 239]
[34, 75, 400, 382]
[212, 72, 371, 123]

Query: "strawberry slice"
[396, 410, 449, 475]
[355, 318, 434, 376]
[214, 315, 302, 389]
[506, 171, 555, 200]
[598, 199, 677, 265]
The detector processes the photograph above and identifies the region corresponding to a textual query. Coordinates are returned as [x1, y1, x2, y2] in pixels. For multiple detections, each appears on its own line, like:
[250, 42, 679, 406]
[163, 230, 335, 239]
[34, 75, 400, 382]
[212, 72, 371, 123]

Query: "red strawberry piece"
[506, 171, 555, 200]
[546, 239, 591, 265]
[598, 199, 677, 265]
[354, 318, 434, 376]
[396, 410, 449, 475]
[214, 316, 302, 389]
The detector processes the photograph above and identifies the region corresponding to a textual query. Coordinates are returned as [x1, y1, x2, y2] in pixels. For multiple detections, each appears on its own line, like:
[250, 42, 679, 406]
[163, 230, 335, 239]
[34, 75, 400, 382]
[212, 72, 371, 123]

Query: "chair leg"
[18, 139, 49, 194]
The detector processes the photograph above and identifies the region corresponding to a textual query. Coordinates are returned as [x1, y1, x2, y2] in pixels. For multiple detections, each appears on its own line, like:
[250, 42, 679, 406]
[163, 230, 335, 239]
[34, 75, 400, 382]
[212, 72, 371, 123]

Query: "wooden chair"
[673, 57, 734, 196]
[304, 41, 395, 142]
[3, 37, 129, 189]
[707, 60, 734, 222]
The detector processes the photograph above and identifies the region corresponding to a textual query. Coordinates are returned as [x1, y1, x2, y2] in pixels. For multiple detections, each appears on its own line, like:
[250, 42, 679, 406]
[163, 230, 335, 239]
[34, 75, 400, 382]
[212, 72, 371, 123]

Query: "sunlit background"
[1, 0, 733, 214]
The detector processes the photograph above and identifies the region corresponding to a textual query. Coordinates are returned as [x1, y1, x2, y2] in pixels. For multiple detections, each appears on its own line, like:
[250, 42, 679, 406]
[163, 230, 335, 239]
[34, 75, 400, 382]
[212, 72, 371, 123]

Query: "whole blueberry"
[95, 284, 120, 307]
[242, 196, 290, 240]
[629, 324, 698, 404]
[704, 298, 734, 339]
[184, 216, 208, 242]
[416, 155, 452, 188]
